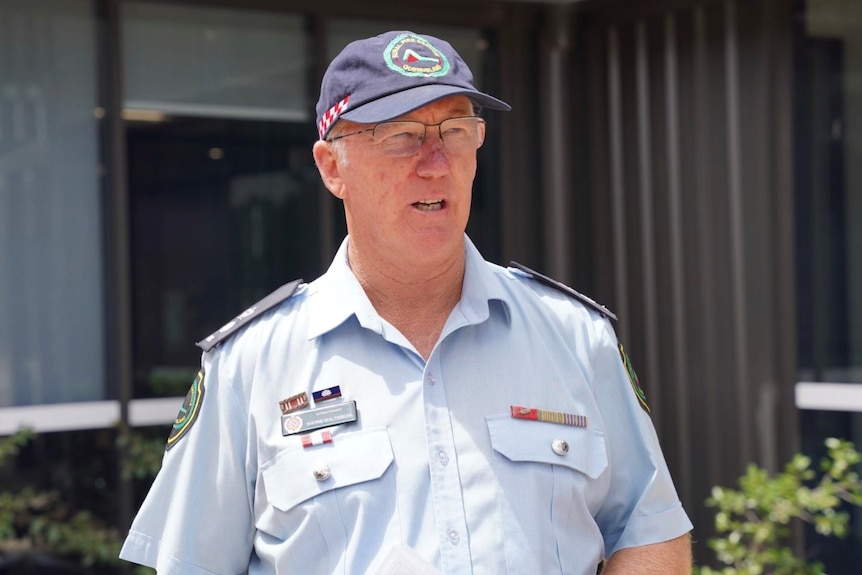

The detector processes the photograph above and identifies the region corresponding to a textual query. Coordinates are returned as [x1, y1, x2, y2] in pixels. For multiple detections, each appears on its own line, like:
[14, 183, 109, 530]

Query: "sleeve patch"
[619, 344, 650, 414]
[166, 369, 206, 450]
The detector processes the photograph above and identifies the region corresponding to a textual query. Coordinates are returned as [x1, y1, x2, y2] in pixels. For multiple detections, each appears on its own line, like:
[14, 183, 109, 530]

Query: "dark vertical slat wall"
[635, 19, 663, 426]
[540, 5, 574, 281]
[607, 28, 630, 331]
[662, 10, 694, 505]
[724, 0, 756, 470]
[498, 4, 543, 267]
[575, 0, 796, 548]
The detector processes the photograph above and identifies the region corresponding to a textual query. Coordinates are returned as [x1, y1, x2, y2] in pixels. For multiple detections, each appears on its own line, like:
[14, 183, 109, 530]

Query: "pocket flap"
[261, 428, 394, 511]
[487, 415, 608, 479]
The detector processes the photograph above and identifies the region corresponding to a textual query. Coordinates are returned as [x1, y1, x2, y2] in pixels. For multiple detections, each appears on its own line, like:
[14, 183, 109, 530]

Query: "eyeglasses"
[327, 116, 486, 157]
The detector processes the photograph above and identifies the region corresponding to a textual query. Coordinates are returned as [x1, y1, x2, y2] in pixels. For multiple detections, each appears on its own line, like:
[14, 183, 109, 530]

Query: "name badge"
[282, 400, 357, 436]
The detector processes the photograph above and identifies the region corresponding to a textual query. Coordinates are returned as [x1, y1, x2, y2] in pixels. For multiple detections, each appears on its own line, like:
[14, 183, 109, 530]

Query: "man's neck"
[347, 240, 465, 358]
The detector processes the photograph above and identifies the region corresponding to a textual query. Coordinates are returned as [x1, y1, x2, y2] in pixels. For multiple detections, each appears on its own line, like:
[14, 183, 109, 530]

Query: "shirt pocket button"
[551, 439, 569, 456]
[312, 464, 331, 481]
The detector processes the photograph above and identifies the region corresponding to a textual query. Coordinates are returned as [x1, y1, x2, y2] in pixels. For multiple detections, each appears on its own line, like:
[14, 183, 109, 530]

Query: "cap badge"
[384, 33, 450, 78]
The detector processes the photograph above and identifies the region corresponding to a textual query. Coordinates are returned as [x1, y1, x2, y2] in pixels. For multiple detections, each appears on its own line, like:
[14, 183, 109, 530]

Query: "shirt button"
[447, 528, 460, 545]
[437, 449, 449, 466]
[551, 439, 569, 456]
[426, 373, 436, 385]
[313, 465, 331, 481]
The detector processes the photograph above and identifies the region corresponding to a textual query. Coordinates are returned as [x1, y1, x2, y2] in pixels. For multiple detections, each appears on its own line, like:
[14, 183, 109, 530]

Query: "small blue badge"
[313, 385, 342, 403]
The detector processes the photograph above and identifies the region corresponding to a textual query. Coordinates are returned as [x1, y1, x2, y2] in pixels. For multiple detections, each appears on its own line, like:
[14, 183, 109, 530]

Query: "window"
[121, 3, 321, 398]
[796, 0, 862, 570]
[0, 0, 104, 407]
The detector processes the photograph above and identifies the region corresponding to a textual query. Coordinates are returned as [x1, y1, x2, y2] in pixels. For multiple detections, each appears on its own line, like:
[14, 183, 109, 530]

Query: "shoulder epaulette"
[508, 262, 617, 321]
[196, 279, 304, 352]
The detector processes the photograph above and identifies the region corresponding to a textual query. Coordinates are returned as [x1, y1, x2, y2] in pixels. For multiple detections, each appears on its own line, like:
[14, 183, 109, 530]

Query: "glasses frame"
[326, 115, 486, 155]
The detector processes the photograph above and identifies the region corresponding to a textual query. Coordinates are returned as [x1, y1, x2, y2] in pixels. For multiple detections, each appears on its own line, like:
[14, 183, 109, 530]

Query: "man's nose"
[415, 133, 450, 177]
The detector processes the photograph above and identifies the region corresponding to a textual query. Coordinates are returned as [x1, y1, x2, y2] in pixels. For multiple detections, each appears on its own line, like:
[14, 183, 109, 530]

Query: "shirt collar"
[457, 236, 512, 326]
[306, 235, 512, 340]
[305, 237, 379, 340]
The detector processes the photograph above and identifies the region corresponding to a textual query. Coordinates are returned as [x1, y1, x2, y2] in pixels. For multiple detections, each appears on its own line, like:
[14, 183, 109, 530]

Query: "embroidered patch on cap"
[384, 33, 450, 77]
[166, 370, 205, 449]
[619, 344, 650, 414]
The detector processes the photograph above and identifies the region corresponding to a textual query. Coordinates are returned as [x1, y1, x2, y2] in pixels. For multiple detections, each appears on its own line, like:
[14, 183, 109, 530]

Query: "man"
[120, 31, 692, 574]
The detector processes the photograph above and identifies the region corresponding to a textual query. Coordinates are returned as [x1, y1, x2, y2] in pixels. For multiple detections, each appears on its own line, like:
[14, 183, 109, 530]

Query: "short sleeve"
[119, 348, 255, 575]
[589, 319, 693, 556]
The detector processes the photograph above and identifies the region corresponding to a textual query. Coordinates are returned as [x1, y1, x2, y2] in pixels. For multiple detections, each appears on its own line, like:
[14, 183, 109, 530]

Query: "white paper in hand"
[376, 546, 442, 575]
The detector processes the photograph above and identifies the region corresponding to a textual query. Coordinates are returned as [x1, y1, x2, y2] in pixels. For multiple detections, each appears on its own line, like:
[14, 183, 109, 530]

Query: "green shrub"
[696, 438, 862, 575]
[0, 429, 124, 568]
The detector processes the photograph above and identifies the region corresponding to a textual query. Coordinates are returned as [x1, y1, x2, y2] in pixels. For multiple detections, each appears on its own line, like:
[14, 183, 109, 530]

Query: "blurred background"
[0, 0, 860, 572]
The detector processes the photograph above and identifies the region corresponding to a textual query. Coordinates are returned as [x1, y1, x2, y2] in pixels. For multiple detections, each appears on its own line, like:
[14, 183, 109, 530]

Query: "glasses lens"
[372, 122, 425, 157]
[440, 117, 484, 153]
[369, 117, 485, 157]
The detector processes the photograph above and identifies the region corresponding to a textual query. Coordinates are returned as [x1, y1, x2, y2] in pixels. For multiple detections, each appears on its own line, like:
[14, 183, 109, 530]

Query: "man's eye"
[375, 124, 421, 142]
[442, 126, 467, 137]
[381, 130, 418, 142]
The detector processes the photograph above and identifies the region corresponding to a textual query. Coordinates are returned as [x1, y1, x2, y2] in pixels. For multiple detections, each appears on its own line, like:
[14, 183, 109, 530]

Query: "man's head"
[315, 31, 510, 140]
[312, 31, 510, 273]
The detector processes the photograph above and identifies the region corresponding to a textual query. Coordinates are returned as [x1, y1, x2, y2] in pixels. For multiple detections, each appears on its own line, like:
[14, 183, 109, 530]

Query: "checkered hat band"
[318, 95, 350, 139]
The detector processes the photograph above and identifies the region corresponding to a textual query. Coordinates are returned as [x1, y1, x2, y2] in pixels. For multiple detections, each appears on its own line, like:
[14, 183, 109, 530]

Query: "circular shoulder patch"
[619, 344, 650, 414]
[384, 33, 450, 77]
[166, 370, 205, 450]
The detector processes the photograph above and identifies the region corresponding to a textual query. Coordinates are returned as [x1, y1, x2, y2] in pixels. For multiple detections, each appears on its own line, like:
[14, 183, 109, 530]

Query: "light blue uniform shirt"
[120, 236, 692, 575]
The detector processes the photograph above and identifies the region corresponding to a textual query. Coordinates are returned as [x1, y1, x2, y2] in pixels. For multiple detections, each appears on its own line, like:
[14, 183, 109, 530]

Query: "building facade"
[0, 0, 860, 571]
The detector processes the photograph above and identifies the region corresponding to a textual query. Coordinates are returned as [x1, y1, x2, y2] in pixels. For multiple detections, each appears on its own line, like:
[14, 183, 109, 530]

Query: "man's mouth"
[413, 199, 445, 211]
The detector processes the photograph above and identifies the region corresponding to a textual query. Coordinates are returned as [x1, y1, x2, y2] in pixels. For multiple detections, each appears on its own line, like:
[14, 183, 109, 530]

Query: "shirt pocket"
[261, 427, 394, 512]
[485, 415, 609, 571]
[255, 428, 398, 572]
[486, 415, 608, 478]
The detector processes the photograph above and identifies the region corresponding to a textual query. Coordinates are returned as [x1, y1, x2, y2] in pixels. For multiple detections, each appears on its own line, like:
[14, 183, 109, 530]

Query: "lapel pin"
[279, 391, 309, 415]
[510, 405, 588, 428]
[312, 385, 342, 404]
[301, 430, 333, 448]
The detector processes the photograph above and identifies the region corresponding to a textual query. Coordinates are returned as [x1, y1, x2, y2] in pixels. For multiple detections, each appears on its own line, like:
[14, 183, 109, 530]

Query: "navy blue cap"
[316, 31, 511, 139]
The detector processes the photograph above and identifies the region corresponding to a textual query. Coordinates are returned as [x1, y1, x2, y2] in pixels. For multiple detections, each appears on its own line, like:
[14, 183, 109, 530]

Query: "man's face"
[318, 95, 483, 267]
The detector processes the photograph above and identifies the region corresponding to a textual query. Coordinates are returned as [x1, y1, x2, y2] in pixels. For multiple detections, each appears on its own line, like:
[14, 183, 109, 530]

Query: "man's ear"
[313, 140, 346, 199]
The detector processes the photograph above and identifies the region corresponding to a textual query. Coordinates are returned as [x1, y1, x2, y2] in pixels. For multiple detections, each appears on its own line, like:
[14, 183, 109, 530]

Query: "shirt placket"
[422, 353, 473, 574]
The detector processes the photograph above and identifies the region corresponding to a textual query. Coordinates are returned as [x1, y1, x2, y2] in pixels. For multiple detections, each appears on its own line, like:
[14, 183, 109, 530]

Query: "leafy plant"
[0, 428, 33, 462]
[146, 366, 199, 397]
[0, 428, 124, 569]
[696, 438, 862, 575]
[116, 424, 167, 481]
